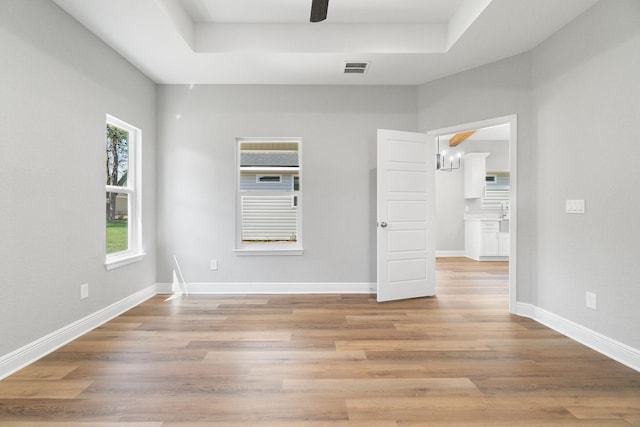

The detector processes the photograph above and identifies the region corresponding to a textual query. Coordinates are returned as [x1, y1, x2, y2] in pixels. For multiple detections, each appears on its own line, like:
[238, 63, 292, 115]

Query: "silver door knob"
[379, 221, 388, 228]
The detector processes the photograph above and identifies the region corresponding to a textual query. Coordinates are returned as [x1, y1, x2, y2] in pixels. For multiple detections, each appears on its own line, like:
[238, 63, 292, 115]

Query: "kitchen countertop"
[464, 214, 507, 221]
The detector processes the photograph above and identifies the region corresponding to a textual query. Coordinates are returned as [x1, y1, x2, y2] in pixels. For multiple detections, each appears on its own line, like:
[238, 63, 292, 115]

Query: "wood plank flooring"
[1, 257, 639, 426]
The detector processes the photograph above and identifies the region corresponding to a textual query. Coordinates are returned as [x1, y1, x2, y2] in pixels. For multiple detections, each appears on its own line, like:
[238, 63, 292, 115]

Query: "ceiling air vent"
[344, 61, 370, 75]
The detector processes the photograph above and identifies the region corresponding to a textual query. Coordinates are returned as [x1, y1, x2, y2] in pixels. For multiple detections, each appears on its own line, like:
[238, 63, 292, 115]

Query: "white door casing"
[377, 129, 435, 302]
[428, 114, 517, 313]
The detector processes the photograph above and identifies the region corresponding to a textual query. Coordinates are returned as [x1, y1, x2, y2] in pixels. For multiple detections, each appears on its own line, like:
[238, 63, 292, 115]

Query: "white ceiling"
[52, 0, 598, 85]
[178, 0, 465, 24]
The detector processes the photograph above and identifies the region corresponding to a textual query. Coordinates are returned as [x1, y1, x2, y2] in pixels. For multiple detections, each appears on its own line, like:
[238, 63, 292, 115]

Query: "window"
[481, 172, 510, 210]
[257, 175, 282, 184]
[235, 138, 302, 255]
[105, 115, 143, 269]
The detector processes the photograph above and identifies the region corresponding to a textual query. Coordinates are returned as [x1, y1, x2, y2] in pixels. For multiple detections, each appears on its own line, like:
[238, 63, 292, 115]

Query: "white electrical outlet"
[210, 259, 218, 271]
[586, 291, 597, 310]
[80, 283, 89, 300]
[566, 199, 585, 214]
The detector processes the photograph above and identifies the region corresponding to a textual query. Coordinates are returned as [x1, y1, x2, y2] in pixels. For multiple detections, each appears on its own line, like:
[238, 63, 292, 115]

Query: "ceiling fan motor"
[310, 0, 329, 22]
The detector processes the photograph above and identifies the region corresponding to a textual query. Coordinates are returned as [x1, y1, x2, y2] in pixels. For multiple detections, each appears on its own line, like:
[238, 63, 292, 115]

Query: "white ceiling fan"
[310, 0, 329, 22]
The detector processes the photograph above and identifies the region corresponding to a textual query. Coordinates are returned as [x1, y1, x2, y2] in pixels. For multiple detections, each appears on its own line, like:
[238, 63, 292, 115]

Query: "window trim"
[105, 115, 145, 269]
[235, 137, 303, 256]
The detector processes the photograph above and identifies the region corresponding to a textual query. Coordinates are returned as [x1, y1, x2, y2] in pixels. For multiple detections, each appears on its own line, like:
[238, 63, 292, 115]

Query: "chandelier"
[435, 136, 463, 172]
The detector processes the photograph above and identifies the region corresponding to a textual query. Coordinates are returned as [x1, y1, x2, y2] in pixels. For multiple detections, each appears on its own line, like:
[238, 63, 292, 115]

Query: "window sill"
[233, 248, 304, 256]
[105, 252, 147, 270]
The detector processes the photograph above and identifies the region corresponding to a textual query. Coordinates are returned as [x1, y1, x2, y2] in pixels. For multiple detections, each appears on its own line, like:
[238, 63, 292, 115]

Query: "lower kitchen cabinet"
[498, 232, 510, 256]
[465, 219, 509, 261]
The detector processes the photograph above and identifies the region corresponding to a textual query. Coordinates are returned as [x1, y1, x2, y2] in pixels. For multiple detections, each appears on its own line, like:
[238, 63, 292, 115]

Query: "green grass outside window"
[106, 220, 128, 254]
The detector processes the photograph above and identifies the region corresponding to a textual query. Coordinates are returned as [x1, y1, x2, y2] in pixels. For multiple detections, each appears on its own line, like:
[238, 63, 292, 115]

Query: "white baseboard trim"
[0, 284, 159, 381]
[436, 250, 466, 258]
[516, 302, 640, 372]
[156, 282, 376, 295]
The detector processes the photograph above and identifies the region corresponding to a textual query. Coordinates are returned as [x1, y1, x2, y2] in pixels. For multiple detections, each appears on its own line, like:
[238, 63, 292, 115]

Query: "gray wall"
[0, 1, 157, 356]
[419, 53, 534, 302]
[156, 85, 417, 285]
[531, 0, 640, 348]
[435, 169, 465, 252]
[473, 141, 509, 172]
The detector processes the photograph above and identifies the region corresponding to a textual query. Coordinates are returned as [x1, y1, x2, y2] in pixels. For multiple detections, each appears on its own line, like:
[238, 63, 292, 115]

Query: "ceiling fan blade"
[310, 0, 329, 22]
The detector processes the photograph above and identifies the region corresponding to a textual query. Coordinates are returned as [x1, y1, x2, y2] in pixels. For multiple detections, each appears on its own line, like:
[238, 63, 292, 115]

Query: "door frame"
[427, 114, 517, 314]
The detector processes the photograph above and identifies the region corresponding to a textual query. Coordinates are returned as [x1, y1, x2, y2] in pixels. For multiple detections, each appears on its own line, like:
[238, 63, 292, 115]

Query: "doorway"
[428, 115, 517, 313]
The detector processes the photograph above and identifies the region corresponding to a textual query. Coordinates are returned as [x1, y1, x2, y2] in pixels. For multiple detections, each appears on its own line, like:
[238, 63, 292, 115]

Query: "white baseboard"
[436, 250, 466, 258]
[156, 282, 376, 295]
[516, 302, 640, 372]
[0, 284, 159, 380]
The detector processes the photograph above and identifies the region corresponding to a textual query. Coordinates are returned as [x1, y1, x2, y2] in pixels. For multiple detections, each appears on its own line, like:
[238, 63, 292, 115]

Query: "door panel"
[388, 200, 427, 222]
[388, 140, 427, 163]
[388, 230, 427, 253]
[388, 171, 427, 193]
[377, 129, 435, 302]
[389, 259, 428, 282]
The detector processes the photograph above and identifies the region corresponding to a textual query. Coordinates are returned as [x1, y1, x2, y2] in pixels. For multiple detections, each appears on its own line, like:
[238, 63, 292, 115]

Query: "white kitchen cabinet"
[499, 232, 510, 256]
[481, 221, 500, 256]
[463, 153, 489, 199]
[465, 219, 509, 261]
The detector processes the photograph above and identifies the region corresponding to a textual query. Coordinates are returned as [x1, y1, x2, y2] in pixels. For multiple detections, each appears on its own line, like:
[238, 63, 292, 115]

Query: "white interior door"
[377, 129, 435, 302]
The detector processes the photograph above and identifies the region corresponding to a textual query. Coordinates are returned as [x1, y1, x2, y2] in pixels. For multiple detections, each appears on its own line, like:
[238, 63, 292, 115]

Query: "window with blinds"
[481, 172, 510, 210]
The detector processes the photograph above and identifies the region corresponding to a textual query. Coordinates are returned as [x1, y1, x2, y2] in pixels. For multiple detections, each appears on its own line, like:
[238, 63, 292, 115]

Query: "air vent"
[344, 61, 370, 75]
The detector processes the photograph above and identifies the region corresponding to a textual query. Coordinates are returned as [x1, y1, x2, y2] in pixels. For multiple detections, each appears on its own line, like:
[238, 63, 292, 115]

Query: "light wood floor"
[1, 258, 639, 426]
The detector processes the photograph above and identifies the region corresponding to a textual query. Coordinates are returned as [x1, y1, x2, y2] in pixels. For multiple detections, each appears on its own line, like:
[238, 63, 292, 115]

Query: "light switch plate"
[566, 199, 585, 214]
[80, 283, 89, 300]
[586, 291, 597, 310]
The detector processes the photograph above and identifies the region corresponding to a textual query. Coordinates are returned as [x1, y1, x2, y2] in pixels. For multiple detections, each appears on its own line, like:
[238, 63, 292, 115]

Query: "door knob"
[379, 221, 388, 228]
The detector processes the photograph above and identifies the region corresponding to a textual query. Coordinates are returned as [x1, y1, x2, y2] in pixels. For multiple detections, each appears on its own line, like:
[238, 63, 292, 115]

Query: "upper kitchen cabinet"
[464, 153, 489, 199]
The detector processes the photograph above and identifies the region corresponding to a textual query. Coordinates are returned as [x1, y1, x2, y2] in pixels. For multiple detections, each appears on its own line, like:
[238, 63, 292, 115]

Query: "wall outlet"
[586, 291, 597, 310]
[210, 259, 218, 271]
[80, 283, 89, 300]
[566, 199, 585, 214]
